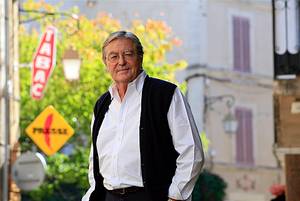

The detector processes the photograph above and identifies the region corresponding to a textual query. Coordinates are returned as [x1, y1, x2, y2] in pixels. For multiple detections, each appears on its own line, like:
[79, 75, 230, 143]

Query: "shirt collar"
[108, 71, 146, 98]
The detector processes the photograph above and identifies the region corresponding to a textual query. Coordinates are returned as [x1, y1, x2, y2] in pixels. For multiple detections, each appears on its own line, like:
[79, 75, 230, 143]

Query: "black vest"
[89, 76, 178, 201]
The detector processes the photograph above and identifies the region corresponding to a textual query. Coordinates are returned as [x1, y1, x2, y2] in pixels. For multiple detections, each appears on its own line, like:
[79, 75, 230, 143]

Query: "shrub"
[193, 169, 227, 201]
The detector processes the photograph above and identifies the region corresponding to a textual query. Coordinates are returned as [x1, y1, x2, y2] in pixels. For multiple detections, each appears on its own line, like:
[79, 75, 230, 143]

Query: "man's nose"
[118, 54, 126, 65]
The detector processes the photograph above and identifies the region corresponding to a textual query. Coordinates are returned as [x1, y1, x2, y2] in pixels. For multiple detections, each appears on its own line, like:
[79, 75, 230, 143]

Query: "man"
[82, 31, 204, 201]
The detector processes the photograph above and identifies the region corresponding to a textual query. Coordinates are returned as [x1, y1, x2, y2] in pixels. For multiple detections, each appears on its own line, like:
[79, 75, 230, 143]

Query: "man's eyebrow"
[107, 51, 118, 56]
[107, 50, 135, 55]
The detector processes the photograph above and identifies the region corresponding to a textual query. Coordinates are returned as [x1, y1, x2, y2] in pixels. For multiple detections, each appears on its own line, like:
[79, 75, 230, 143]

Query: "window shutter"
[233, 16, 251, 73]
[242, 18, 250, 72]
[235, 107, 254, 165]
[233, 16, 242, 71]
[235, 108, 244, 163]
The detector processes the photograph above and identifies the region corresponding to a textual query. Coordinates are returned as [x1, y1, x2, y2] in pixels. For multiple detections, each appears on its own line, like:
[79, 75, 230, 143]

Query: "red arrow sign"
[43, 113, 53, 149]
[31, 26, 57, 100]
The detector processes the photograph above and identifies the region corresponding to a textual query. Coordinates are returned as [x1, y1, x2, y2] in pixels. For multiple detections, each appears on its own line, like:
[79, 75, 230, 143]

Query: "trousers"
[104, 189, 151, 201]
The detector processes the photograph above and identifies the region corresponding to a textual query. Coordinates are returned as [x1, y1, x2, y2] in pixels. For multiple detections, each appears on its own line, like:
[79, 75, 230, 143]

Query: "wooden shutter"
[235, 107, 254, 165]
[233, 16, 251, 72]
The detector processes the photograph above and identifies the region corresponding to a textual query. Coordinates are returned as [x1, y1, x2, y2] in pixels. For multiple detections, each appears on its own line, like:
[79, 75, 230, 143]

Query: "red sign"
[31, 26, 57, 100]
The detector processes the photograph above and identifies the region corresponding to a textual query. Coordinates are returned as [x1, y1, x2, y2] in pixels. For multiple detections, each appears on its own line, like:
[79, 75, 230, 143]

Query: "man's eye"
[109, 55, 118, 60]
[124, 52, 134, 57]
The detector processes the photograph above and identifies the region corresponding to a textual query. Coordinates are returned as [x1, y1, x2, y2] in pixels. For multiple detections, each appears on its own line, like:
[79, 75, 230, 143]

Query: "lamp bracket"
[205, 94, 235, 111]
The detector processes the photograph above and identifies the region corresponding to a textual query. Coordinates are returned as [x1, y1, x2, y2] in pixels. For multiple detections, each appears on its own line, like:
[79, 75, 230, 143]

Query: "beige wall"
[213, 164, 282, 201]
[207, 0, 273, 77]
[206, 78, 276, 167]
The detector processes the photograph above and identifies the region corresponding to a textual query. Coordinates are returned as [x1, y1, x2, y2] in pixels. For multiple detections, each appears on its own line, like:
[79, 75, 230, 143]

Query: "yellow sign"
[25, 105, 74, 156]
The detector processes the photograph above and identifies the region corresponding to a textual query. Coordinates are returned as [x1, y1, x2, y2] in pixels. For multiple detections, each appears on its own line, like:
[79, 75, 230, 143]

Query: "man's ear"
[105, 66, 109, 72]
[138, 56, 143, 66]
[103, 58, 108, 68]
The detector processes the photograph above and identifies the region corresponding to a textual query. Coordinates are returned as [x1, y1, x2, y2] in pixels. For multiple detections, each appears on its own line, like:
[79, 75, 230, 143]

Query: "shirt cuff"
[168, 182, 184, 200]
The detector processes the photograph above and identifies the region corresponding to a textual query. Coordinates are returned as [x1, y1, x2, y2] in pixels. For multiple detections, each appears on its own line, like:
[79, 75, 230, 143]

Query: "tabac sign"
[26, 106, 74, 156]
[31, 26, 57, 100]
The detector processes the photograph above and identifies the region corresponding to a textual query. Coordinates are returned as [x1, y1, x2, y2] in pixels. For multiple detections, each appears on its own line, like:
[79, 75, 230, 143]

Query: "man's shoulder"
[146, 76, 177, 89]
[96, 91, 111, 103]
[93, 91, 111, 114]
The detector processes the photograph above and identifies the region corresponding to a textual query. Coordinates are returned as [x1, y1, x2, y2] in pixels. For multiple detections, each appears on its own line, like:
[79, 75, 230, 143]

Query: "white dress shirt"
[82, 71, 204, 201]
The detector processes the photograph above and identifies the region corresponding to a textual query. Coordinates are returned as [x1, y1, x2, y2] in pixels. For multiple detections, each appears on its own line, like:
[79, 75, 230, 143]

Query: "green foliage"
[21, 148, 89, 201]
[19, 1, 187, 200]
[192, 170, 227, 201]
[200, 131, 210, 153]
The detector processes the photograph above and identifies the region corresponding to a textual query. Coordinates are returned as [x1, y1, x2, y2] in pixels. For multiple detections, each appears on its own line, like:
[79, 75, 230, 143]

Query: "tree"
[19, 1, 186, 200]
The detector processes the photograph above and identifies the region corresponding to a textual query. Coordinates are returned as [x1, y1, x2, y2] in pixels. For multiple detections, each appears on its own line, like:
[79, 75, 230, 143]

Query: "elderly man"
[82, 31, 204, 201]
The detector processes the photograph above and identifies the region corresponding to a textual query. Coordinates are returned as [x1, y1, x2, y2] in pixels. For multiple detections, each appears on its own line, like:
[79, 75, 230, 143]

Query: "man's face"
[104, 38, 142, 84]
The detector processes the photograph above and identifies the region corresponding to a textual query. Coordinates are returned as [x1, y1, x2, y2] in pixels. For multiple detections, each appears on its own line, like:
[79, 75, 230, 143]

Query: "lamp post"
[62, 48, 81, 81]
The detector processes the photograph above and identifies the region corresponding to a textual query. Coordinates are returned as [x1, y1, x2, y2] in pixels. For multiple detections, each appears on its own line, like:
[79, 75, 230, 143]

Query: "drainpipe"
[2, 0, 10, 200]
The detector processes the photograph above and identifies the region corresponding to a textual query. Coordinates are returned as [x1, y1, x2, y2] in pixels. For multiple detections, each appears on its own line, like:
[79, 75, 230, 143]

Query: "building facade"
[0, 0, 20, 200]
[178, 0, 283, 201]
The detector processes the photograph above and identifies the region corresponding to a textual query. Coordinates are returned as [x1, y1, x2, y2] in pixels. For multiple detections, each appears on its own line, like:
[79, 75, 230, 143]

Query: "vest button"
[140, 127, 144, 130]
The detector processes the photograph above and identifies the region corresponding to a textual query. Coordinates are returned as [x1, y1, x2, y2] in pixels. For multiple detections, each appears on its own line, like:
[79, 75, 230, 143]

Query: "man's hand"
[168, 198, 179, 201]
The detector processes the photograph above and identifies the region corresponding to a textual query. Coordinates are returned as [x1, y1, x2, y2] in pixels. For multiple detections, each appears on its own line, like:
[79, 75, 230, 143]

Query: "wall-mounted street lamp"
[62, 48, 81, 81]
[205, 94, 238, 134]
[223, 111, 238, 134]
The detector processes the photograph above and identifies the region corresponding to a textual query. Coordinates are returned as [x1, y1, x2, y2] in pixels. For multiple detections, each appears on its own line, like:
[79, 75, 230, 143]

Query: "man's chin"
[115, 77, 132, 84]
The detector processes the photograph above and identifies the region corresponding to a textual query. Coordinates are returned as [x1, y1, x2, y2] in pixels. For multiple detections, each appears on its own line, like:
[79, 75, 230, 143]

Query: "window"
[233, 16, 251, 72]
[235, 107, 254, 166]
